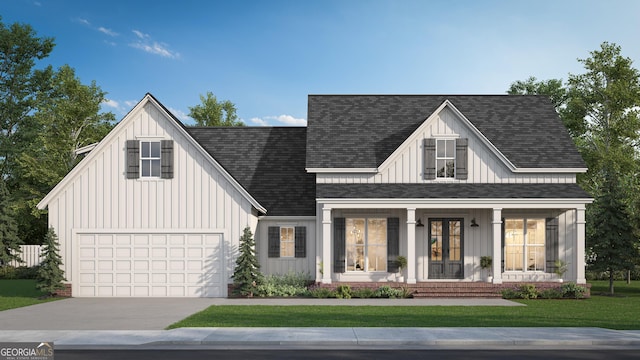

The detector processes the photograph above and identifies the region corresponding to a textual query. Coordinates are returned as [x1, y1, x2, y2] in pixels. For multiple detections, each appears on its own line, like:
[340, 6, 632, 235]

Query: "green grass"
[0, 279, 62, 311]
[168, 281, 640, 330]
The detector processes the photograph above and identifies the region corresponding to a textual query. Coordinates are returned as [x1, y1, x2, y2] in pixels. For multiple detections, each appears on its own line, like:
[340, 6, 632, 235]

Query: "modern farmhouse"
[37, 93, 592, 297]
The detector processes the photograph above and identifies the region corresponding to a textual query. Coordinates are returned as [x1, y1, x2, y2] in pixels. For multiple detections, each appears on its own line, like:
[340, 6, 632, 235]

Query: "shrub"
[501, 284, 538, 299]
[352, 288, 375, 298]
[336, 284, 352, 299]
[309, 286, 336, 298]
[538, 288, 563, 299]
[501, 288, 520, 299]
[256, 272, 311, 297]
[561, 282, 587, 299]
[374, 285, 403, 299]
[0, 265, 16, 279]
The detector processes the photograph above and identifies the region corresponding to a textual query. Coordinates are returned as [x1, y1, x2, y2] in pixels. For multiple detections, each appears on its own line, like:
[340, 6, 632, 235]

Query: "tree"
[0, 17, 55, 180]
[0, 180, 22, 265]
[231, 227, 263, 297]
[588, 173, 638, 295]
[507, 76, 567, 113]
[188, 91, 244, 126]
[36, 227, 66, 296]
[15, 65, 114, 233]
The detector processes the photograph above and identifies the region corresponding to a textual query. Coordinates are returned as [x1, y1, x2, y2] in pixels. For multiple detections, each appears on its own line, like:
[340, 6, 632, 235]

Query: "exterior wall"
[316, 107, 577, 185]
[45, 101, 257, 285]
[255, 217, 317, 278]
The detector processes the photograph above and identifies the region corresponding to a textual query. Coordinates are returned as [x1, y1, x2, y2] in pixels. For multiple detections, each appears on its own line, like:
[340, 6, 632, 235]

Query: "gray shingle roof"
[306, 95, 586, 169]
[316, 183, 591, 199]
[186, 127, 316, 216]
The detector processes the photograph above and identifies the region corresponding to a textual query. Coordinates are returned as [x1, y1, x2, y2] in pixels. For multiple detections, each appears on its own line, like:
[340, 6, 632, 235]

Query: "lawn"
[0, 279, 62, 311]
[168, 281, 640, 330]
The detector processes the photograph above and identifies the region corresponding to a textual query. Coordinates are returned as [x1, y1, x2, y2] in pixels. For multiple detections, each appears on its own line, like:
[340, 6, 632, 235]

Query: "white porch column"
[576, 207, 587, 284]
[321, 206, 332, 284]
[406, 208, 417, 284]
[492, 208, 503, 284]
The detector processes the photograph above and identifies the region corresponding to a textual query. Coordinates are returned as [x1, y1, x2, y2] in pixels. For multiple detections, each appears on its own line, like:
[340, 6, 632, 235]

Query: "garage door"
[74, 231, 225, 297]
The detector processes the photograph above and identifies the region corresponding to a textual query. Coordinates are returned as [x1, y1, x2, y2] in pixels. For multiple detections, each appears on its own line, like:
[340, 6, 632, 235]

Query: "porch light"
[470, 218, 479, 227]
[416, 219, 424, 227]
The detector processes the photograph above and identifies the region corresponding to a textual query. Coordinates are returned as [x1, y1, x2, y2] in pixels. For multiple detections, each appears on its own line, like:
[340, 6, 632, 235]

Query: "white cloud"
[77, 18, 91, 26]
[168, 107, 190, 122]
[250, 117, 270, 126]
[103, 99, 120, 109]
[132, 30, 149, 39]
[98, 27, 118, 37]
[124, 100, 138, 108]
[266, 115, 307, 126]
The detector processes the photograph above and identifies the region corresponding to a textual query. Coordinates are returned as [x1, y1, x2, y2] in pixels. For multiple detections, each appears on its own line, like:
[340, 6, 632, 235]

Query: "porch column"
[406, 208, 417, 284]
[321, 206, 332, 284]
[576, 207, 586, 284]
[492, 208, 503, 284]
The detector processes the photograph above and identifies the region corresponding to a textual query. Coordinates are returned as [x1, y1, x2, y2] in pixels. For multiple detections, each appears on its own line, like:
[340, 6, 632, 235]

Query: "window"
[140, 141, 161, 177]
[346, 218, 387, 272]
[436, 139, 455, 178]
[504, 218, 545, 272]
[280, 227, 294, 257]
[268, 226, 306, 258]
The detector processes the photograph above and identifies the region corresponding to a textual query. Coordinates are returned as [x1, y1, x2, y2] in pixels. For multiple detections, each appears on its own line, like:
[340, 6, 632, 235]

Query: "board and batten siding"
[46, 102, 257, 283]
[315, 107, 576, 185]
[256, 218, 317, 277]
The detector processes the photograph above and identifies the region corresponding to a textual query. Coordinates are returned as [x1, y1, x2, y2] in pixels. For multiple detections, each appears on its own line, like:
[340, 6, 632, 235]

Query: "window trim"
[435, 138, 456, 179]
[279, 226, 295, 258]
[139, 140, 162, 178]
[345, 217, 388, 273]
[504, 218, 546, 273]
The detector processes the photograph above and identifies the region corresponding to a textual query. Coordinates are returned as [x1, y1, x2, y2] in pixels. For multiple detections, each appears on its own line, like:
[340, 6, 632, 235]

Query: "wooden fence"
[9, 245, 43, 267]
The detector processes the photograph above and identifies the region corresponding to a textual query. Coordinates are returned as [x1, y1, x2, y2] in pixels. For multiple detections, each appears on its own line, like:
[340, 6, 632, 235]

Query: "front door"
[428, 218, 464, 279]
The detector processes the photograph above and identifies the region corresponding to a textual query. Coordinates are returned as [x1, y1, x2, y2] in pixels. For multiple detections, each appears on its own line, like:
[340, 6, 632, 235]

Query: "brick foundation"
[54, 283, 72, 297]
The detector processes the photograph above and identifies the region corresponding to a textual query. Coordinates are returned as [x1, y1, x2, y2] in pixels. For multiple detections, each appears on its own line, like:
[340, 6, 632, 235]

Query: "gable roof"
[186, 127, 316, 216]
[306, 95, 586, 170]
[38, 94, 267, 214]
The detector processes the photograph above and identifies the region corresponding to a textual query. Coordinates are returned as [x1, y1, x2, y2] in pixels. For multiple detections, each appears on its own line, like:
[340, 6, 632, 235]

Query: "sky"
[3, 0, 640, 126]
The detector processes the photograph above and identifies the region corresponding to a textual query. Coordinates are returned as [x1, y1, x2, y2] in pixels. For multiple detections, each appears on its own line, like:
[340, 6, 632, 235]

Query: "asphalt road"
[56, 349, 640, 360]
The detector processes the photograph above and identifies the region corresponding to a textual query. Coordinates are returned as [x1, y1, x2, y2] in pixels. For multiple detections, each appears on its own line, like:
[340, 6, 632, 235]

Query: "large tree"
[0, 18, 55, 180]
[188, 91, 244, 126]
[507, 76, 567, 113]
[0, 179, 21, 265]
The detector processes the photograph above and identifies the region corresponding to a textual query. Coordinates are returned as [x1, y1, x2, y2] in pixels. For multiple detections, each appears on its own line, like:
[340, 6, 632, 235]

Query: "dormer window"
[424, 138, 468, 180]
[436, 139, 455, 179]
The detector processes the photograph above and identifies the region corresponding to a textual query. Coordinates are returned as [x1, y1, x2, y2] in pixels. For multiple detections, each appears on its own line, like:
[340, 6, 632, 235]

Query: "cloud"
[124, 100, 138, 108]
[103, 99, 120, 109]
[266, 115, 307, 126]
[98, 27, 118, 37]
[77, 18, 91, 26]
[168, 107, 190, 122]
[250, 117, 270, 126]
[130, 30, 179, 59]
[132, 30, 149, 39]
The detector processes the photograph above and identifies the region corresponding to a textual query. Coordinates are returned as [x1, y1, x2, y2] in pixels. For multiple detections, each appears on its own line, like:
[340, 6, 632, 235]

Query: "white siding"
[256, 218, 317, 277]
[46, 102, 257, 285]
[316, 107, 577, 185]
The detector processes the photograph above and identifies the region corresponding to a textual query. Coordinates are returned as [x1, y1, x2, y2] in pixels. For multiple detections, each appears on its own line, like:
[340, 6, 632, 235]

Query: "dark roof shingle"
[186, 127, 316, 216]
[306, 95, 586, 169]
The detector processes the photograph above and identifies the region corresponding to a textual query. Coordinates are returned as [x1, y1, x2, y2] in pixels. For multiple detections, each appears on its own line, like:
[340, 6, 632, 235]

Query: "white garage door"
[74, 231, 225, 297]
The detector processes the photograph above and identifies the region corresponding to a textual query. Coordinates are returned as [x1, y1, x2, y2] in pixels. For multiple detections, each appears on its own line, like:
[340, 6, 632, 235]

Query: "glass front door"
[428, 218, 464, 279]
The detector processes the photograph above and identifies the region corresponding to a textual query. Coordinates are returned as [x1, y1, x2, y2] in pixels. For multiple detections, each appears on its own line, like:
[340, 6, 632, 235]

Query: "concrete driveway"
[0, 298, 215, 330]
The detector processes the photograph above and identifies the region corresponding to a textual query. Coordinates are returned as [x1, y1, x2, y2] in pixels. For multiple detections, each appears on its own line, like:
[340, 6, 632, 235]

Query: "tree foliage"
[231, 227, 263, 297]
[0, 180, 22, 265]
[507, 76, 567, 113]
[36, 227, 66, 296]
[188, 91, 244, 126]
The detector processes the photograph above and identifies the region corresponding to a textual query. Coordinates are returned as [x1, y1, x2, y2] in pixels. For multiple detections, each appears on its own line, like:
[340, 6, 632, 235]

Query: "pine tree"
[231, 227, 263, 297]
[36, 227, 66, 296]
[588, 173, 639, 295]
[0, 180, 22, 266]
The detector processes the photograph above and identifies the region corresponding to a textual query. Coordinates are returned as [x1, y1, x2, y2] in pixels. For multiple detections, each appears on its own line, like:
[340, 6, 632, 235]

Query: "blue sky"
[4, 0, 640, 126]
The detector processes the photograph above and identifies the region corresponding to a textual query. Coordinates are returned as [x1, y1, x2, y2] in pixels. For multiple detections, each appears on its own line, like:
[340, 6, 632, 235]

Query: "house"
[37, 93, 592, 297]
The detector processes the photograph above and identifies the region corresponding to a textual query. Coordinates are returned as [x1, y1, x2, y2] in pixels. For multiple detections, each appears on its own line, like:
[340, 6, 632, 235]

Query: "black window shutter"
[455, 138, 468, 180]
[333, 218, 345, 273]
[160, 140, 174, 179]
[268, 226, 280, 258]
[295, 226, 306, 258]
[424, 138, 436, 180]
[545, 217, 559, 273]
[387, 218, 400, 273]
[126, 140, 140, 179]
[501, 218, 505, 273]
